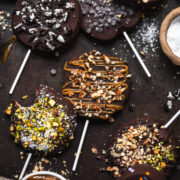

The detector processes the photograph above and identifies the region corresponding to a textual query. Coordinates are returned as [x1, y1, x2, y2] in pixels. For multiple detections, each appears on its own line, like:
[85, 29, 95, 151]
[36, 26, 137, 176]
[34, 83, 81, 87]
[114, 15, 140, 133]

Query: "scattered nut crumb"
[91, 147, 98, 154]
[140, 51, 146, 56]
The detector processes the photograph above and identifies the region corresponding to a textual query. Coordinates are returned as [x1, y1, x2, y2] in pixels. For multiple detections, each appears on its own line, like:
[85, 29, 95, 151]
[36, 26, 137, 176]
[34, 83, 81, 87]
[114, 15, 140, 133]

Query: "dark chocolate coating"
[10, 85, 77, 155]
[79, 0, 141, 40]
[119, 164, 167, 180]
[11, 0, 82, 56]
[116, 0, 162, 8]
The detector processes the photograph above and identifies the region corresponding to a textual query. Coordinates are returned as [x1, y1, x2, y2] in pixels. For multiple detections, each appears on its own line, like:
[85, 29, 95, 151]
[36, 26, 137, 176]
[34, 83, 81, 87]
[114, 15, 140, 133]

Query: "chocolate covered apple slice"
[100, 117, 179, 178]
[62, 50, 131, 122]
[79, 0, 141, 40]
[11, 0, 82, 56]
[6, 85, 77, 154]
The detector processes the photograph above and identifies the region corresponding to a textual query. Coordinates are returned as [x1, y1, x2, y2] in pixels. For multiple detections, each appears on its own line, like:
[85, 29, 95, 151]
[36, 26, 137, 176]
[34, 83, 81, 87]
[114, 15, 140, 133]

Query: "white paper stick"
[19, 153, 32, 180]
[9, 49, 32, 95]
[123, 31, 151, 78]
[164, 109, 180, 128]
[72, 120, 89, 172]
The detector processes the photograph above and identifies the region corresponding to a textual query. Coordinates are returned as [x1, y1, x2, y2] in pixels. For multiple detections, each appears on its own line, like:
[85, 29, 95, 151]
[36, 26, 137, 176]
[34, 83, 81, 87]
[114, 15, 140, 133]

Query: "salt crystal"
[167, 15, 180, 58]
[131, 18, 159, 56]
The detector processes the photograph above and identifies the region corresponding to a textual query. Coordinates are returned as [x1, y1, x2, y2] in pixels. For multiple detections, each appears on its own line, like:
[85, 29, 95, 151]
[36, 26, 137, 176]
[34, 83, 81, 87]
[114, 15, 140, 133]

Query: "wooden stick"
[9, 49, 31, 95]
[164, 109, 180, 128]
[19, 153, 32, 180]
[72, 120, 89, 171]
[123, 31, 152, 78]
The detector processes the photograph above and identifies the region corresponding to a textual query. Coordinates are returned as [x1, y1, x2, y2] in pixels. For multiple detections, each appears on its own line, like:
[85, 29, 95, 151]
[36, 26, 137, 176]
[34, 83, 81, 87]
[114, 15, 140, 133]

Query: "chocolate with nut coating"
[103, 117, 179, 178]
[62, 50, 131, 122]
[7, 85, 77, 154]
[11, 0, 81, 56]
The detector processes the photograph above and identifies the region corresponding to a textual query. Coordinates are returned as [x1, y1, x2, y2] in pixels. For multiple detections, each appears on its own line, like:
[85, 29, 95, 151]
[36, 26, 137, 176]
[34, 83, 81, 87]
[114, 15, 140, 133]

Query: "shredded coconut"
[167, 15, 180, 58]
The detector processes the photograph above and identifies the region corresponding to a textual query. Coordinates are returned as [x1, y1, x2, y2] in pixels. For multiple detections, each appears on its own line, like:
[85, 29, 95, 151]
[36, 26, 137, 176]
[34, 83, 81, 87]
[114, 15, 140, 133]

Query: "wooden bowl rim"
[159, 6, 180, 66]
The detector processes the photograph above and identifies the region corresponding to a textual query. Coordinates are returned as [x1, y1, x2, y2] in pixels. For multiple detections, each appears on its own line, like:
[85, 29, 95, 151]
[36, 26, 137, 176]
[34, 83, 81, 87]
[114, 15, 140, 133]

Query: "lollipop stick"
[72, 120, 89, 171]
[19, 153, 32, 180]
[164, 109, 180, 128]
[9, 49, 32, 95]
[123, 31, 151, 78]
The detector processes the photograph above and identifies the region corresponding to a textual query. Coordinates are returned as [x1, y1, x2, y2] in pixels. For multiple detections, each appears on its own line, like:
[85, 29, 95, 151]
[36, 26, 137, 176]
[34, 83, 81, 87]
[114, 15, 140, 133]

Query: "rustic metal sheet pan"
[0, 0, 179, 179]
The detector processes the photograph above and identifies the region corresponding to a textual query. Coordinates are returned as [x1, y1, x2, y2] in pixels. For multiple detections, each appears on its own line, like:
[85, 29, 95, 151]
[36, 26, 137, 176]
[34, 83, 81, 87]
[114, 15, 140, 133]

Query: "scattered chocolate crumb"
[0, 10, 11, 32]
[128, 104, 135, 112]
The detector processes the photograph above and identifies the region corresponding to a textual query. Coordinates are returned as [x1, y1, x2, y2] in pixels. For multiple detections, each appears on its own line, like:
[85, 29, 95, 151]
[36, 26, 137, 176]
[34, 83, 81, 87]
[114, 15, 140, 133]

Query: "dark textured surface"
[0, 0, 179, 180]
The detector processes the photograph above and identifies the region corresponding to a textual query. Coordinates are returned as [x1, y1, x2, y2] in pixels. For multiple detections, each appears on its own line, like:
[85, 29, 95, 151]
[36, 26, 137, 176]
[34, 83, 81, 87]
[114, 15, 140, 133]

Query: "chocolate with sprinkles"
[79, 0, 141, 40]
[11, 0, 82, 56]
[6, 85, 77, 154]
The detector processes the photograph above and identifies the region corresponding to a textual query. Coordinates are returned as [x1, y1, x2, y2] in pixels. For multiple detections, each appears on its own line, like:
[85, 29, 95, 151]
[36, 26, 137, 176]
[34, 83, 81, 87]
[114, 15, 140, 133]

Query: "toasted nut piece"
[5, 108, 11, 115]
[91, 147, 98, 154]
[140, 51, 146, 56]
[161, 162, 166, 168]
[143, 138, 151, 145]
[103, 54, 111, 64]
[107, 166, 119, 172]
[154, 149, 159, 155]
[79, 91, 86, 99]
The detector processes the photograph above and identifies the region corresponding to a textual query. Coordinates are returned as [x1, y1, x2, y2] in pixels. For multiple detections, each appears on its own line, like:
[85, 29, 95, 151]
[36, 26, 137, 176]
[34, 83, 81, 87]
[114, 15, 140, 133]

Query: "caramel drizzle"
[0, 35, 16, 64]
[62, 52, 130, 120]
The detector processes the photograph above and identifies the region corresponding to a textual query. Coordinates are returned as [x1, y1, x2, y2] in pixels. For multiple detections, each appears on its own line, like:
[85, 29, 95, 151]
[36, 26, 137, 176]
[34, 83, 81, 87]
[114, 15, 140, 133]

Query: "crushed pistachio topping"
[9, 96, 75, 153]
[107, 123, 177, 177]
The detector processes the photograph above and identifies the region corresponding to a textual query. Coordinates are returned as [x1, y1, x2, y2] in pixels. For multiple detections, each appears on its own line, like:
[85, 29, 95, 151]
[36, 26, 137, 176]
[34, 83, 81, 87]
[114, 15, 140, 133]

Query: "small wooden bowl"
[160, 7, 180, 66]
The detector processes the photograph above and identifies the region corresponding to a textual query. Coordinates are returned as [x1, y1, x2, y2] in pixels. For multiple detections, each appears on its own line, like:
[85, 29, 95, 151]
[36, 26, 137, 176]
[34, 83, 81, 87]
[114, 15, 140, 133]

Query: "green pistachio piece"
[52, 122, 59, 127]
[16, 108, 21, 113]
[57, 105, 63, 109]
[46, 122, 51, 129]
[22, 95, 28, 100]
[23, 142, 30, 148]
[38, 127, 45, 131]
[17, 114, 23, 119]
[16, 125, 23, 131]
[38, 100, 42, 106]
[48, 99, 56, 107]
[37, 114, 42, 119]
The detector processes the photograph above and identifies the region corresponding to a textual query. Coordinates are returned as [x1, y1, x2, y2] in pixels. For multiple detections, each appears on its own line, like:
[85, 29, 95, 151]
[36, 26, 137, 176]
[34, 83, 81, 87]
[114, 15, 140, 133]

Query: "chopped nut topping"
[105, 123, 177, 177]
[63, 50, 130, 121]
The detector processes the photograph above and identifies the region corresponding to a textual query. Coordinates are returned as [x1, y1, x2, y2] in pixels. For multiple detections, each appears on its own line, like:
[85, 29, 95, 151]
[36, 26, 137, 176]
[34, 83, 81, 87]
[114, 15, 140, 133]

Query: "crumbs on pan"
[0, 11, 11, 32]
[164, 89, 180, 112]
